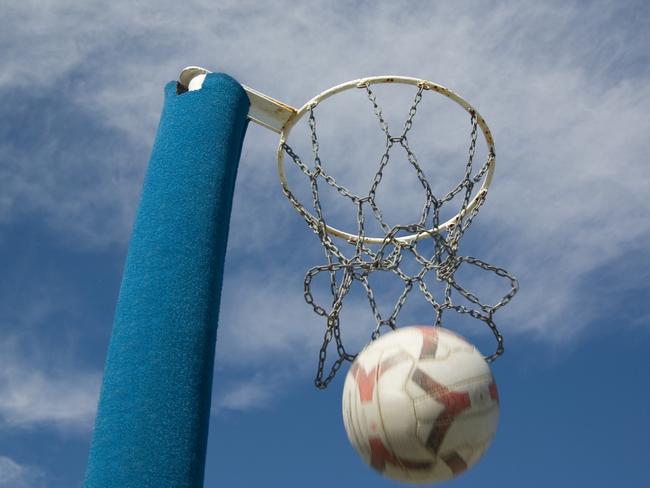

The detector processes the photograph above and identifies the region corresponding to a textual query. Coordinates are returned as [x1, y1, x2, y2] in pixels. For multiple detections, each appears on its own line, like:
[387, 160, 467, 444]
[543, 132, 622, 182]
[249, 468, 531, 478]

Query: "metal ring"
[277, 75, 495, 245]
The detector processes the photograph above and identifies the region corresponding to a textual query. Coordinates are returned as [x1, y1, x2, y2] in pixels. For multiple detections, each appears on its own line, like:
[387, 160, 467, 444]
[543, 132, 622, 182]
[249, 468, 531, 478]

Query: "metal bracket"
[179, 66, 296, 134]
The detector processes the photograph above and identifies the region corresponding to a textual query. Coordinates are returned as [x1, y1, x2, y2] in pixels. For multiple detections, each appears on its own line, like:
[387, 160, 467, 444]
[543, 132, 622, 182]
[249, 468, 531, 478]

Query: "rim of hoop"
[277, 75, 496, 245]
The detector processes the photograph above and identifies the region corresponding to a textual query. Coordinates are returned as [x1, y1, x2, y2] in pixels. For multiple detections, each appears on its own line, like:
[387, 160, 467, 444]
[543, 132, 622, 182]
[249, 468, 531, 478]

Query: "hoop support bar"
[180, 66, 297, 133]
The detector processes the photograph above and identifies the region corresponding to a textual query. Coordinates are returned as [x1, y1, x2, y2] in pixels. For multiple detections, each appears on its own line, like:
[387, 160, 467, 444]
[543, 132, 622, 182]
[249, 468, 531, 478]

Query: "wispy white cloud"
[0, 283, 101, 432]
[216, 265, 325, 368]
[0, 456, 44, 488]
[0, 338, 100, 432]
[217, 258, 394, 367]
[212, 374, 279, 413]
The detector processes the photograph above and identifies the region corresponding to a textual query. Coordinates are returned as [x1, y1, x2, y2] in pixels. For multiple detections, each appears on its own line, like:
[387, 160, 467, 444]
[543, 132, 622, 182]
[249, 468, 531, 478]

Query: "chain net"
[281, 82, 518, 389]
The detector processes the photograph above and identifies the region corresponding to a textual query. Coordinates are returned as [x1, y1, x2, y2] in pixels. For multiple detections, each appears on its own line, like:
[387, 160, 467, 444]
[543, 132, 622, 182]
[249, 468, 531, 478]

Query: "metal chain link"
[282, 84, 518, 388]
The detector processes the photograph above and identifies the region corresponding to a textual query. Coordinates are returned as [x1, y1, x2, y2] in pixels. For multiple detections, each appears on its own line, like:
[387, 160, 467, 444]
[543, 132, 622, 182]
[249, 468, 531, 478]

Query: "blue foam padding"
[85, 73, 250, 487]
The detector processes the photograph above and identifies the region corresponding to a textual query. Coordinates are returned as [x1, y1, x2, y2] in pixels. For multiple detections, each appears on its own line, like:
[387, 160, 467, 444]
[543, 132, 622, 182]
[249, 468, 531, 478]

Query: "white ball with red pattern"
[341, 326, 499, 484]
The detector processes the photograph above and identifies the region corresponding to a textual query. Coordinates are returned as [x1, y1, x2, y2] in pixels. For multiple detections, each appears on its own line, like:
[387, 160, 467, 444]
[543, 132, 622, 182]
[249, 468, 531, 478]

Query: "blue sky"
[1, 1, 649, 486]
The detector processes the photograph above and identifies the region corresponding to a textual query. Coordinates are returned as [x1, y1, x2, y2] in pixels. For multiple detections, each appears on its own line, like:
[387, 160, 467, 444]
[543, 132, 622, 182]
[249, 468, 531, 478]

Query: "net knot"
[436, 255, 461, 281]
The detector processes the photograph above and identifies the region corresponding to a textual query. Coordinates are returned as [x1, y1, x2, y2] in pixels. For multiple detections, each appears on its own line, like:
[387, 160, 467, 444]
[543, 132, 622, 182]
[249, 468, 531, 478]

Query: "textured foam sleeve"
[85, 73, 250, 487]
